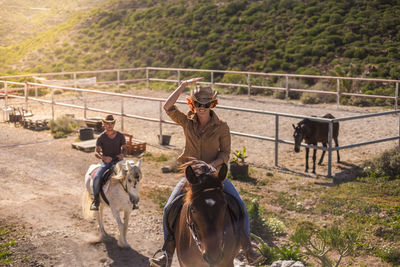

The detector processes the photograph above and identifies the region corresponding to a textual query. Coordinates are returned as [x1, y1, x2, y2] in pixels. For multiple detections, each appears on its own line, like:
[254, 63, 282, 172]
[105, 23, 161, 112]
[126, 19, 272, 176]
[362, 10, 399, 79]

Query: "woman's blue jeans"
[93, 160, 119, 195]
[162, 177, 250, 241]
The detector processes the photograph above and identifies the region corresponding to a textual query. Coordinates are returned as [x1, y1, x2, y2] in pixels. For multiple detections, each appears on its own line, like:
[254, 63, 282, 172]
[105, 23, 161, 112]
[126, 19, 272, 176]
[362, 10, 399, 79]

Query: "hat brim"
[190, 91, 218, 104]
[102, 119, 116, 123]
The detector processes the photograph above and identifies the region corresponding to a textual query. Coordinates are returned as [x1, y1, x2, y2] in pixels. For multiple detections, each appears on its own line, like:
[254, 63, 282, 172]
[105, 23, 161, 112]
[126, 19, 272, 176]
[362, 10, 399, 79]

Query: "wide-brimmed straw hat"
[102, 114, 116, 123]
[189, 85, 218, 104]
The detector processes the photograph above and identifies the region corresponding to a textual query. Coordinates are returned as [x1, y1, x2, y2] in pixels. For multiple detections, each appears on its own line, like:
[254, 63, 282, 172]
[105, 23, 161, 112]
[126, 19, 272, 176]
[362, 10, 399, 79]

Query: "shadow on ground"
[103, 235, 150, 267]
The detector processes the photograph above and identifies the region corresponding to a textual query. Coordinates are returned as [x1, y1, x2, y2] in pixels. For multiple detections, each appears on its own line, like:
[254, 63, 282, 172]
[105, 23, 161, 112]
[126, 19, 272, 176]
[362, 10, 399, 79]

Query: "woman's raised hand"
[181, 77, 204, 87]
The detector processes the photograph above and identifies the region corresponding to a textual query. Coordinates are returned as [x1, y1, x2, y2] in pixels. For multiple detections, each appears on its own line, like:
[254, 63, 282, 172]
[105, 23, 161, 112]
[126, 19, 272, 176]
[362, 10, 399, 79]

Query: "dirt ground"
[0, 88, 397, 266]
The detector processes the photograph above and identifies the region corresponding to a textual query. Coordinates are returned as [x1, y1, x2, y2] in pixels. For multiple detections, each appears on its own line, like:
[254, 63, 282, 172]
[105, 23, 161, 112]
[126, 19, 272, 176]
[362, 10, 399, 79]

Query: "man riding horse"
[90, 114, 127, 210]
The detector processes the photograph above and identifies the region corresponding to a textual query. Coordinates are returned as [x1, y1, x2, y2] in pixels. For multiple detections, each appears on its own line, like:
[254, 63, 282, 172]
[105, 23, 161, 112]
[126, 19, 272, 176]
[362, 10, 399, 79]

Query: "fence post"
[177, 70, 181, 86]
[146, 68, 149, 89]
[121, 97, 124, 133]
[159, 101, 163, 145]
[336, 78, 340, 109]
[328, 121, 333, 178]
[275, 114, 279, 167]
[211, 72, 214, 90]
[73, 73, 77, 88]
[395, 82, 399, 110]
[247, 73, 251, 99]
[83, 92, 87, 119]
[117, 70, 120, 91]
[51, 87, 55, 121]
[24, 83, 28, 110]
[285, 75, 289, 100]
[4, 82, 8, 107]
[34, 84, 38, 97]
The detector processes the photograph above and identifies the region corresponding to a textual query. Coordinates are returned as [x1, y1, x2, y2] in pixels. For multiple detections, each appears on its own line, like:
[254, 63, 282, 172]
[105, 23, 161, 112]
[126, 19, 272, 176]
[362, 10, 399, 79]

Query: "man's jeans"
[92, 160, 119, 196]
[162, 177, 250, 241]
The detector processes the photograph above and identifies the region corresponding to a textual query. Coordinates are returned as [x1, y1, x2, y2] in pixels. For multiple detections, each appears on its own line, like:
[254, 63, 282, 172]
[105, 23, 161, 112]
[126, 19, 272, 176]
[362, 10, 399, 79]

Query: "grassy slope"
[1, 0, 400, 81]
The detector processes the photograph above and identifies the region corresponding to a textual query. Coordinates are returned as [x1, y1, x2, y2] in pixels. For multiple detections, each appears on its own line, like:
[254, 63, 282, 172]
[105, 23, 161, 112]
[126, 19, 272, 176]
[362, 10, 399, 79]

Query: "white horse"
[82, 159, 142, 247]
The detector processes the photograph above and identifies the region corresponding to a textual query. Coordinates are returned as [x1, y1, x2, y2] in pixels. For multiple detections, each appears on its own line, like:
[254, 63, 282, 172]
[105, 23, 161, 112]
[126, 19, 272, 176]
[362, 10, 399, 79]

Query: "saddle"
[90, 166, 115, 206]
[165, 191, 245, 238]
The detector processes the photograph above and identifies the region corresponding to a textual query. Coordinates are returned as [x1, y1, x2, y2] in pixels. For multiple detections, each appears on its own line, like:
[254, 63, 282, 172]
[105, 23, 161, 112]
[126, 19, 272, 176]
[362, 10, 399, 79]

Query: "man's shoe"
[245, 246, 264, 265]
[90, 196, 99, 211]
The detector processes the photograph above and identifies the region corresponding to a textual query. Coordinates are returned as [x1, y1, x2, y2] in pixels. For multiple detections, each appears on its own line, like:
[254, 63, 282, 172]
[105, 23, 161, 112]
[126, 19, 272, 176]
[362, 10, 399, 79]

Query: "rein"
[185, 187, 226, 254]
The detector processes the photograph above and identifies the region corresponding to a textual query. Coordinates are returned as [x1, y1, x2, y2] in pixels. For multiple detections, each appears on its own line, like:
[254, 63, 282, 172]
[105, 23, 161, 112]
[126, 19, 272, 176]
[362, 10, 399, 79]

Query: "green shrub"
[49, 115, 77, 138]
[300, 93, 321, 104]
[291, 225, 358, 267]
[362, 147, 400, 180]
[248, 199, 270, 239]
[266, 217, 287, 236]
[376, 244, 400, 265]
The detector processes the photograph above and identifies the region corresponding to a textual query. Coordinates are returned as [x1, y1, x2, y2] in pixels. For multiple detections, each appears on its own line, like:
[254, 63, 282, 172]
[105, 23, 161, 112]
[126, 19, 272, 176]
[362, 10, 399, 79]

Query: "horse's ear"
[217, 164, 228, 182]
[292, 124, 296, 129]
[185, 165, 199, 184]
[136, 158, 142, 168]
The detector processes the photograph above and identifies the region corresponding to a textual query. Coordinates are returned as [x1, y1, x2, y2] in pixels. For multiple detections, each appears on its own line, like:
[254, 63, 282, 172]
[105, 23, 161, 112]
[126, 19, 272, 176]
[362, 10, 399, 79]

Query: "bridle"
[185, 187, 226, 254]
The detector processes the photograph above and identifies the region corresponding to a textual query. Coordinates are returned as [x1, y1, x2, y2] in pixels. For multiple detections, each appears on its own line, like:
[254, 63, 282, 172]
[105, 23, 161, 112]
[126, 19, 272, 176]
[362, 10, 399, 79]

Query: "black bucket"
[80, 128, 94, 141]
[158, 135, 171, 145]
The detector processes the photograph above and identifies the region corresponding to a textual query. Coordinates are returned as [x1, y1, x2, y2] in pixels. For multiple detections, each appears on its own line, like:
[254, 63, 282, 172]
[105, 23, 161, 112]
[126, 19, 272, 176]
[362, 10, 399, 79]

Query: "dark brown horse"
[175, 160, 241, 267]
[293, 113, 340, 173]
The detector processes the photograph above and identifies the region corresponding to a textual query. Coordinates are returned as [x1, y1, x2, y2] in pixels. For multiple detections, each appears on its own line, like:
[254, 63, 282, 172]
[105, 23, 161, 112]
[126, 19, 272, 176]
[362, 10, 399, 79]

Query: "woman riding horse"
[150, 78, 263, 267]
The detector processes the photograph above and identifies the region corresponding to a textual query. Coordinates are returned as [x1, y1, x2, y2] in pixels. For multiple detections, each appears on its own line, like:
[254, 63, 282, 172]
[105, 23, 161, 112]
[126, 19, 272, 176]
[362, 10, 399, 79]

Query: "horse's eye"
[128, 178, 132, 183]
[191, 208, 197, 214]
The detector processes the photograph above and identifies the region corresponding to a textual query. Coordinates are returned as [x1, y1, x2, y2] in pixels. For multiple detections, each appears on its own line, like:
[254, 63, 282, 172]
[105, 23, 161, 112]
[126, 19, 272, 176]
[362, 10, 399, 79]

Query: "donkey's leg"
[318, 142, 327, 165]
[305, 147, 309, 172]
[111, 208, 127, 247]
[312, 148, 317, 173]
[335, 137, 340, 163]
[97, 205, 107, 237]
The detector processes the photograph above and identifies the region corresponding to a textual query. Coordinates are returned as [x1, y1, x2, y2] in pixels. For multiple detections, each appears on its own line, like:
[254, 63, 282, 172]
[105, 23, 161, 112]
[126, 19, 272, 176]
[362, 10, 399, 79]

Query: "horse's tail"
[81, 189, 94, 220]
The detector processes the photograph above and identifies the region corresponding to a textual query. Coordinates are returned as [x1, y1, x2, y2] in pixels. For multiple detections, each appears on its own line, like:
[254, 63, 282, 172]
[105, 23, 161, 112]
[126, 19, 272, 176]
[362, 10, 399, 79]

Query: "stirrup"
[150, 249, 168, 267]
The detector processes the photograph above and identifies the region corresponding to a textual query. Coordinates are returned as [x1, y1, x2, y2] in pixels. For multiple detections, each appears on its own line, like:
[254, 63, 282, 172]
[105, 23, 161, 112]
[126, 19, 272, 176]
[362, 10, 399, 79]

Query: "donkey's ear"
[185, 165, 199, 184]
[217, 164, 228, 182]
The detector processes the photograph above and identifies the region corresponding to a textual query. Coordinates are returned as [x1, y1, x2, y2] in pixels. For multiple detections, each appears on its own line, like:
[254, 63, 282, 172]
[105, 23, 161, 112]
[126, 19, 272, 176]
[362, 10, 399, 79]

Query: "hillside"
[1, 0, 400, 82]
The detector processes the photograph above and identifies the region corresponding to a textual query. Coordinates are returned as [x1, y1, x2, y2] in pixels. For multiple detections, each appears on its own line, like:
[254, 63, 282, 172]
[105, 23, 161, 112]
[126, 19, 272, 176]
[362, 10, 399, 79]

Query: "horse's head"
[184, 160, 228, 266]
[293, 120, 307, 153]
[112, 159, 142, 206]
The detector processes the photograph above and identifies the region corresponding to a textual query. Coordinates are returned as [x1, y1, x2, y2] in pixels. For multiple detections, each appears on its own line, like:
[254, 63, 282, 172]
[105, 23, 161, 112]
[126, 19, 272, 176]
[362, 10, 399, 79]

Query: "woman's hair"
[186, 97, 218, 112]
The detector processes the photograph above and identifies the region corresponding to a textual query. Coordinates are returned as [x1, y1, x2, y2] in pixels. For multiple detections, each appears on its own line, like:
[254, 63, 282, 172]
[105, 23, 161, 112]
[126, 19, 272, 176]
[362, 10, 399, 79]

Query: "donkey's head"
[112, 159, 142, 206]
[184, 160, 228, 266]
[293, 121, 306, 153]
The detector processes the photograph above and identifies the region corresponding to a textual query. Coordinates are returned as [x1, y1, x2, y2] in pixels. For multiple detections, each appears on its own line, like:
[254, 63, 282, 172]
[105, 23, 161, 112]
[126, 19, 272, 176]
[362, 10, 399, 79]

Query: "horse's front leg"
[111, 208, 129, 248]
[305, 147, 309, 172]
[97, 204, 107, 238]
[318, 142, 327, 165]
[123, 210, 131, 246]
[312, 148, 317, 173]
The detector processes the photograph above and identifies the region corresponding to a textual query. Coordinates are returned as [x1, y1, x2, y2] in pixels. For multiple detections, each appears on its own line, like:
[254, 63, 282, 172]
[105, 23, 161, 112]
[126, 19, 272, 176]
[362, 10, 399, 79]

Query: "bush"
[300, 93, 321, 104]
[362, 147, 400, 180]
[248, 199, 270, 239]
[49, 115, 78, 139]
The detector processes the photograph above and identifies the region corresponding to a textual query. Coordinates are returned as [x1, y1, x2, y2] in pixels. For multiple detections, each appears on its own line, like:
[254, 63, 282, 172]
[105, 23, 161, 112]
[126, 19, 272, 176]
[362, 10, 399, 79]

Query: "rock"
[271, 260, 305, 267]
[161, 166, 171, 173]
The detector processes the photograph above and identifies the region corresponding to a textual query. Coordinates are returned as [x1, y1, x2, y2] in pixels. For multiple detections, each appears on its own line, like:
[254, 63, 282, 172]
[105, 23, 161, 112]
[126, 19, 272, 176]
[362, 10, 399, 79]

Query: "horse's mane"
[182, 159, 222, 203]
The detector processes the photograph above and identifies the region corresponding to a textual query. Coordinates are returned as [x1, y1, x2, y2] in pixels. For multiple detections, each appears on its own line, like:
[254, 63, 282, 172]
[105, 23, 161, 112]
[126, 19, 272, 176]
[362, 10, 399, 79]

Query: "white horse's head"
[111, 159, 142, 206]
